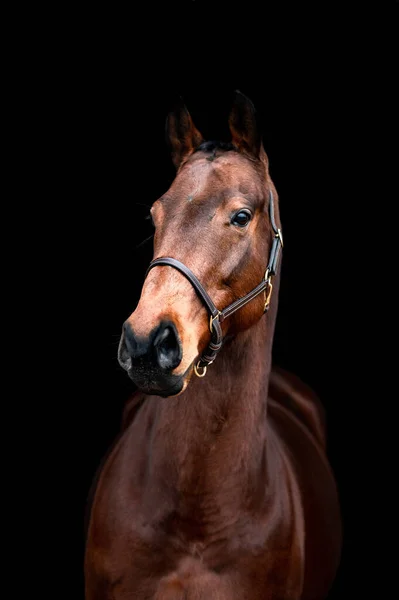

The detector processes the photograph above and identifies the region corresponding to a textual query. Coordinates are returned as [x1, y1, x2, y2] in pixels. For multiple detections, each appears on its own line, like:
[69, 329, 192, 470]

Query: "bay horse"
[85, 91, 342, 599]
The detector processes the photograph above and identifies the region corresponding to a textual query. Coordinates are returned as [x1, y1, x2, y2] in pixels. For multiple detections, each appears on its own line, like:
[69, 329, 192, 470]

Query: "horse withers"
[84, 91, 342, 599]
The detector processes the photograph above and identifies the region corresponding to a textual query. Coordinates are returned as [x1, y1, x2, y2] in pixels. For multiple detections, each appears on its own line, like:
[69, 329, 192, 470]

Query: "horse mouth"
[126, 366, 189, 398]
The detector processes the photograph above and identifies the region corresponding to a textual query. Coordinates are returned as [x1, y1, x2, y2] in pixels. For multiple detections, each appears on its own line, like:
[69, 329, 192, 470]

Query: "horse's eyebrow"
[223, 191, 257, 205]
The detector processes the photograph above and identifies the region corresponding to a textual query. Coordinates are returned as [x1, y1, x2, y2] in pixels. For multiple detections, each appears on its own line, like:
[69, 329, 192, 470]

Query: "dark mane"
[194, 140, 237, 154]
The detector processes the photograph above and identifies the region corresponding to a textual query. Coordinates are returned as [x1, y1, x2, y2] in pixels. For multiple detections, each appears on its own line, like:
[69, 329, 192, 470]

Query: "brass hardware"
[277, 228, 284, 247]
[264, 278, 273, 311]
[209, 311, 221, 333]
[194, 361, 207, 378]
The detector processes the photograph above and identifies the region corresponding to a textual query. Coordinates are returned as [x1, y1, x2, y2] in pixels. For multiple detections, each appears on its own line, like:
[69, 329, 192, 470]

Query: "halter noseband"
[146, 191, 283, 377]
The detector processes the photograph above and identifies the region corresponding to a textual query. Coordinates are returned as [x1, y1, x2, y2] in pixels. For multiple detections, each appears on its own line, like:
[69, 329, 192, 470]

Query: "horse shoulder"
[269, 366, 326, 449]
[268, 371, 342, 599]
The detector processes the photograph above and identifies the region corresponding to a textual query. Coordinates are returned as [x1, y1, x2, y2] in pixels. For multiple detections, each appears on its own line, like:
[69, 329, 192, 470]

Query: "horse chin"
[157, 362, 198, 397]
[126, 367, 191, 398]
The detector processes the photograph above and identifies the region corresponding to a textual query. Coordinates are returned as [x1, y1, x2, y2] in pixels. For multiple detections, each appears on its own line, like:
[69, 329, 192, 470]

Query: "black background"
[36, 5, 395, 598]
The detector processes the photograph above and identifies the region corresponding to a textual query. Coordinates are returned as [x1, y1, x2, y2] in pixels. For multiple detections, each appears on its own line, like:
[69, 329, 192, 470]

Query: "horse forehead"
[171, 156, 261, 202]
[210, 158, 260, 190]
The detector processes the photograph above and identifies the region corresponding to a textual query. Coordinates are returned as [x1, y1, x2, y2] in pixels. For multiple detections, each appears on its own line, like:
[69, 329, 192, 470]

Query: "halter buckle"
[209, 311, 221, 333]
[194, 361, 207, 378]
[276, 228, 284, 247]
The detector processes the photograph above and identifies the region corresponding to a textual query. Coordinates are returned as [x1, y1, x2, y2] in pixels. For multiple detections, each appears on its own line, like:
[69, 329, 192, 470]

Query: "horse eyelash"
[145, 214, 155, 226]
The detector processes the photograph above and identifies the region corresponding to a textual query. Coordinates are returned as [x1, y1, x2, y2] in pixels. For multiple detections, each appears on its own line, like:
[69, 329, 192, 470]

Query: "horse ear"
[165, 99, 204, 169]
[228, 90, 262, 158]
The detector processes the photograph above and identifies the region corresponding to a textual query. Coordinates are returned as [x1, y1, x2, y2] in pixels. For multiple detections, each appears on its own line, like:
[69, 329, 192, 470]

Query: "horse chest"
[87, 526, 301, 600]
[87, 476, 302, 599]
[86, 409, 306, 597]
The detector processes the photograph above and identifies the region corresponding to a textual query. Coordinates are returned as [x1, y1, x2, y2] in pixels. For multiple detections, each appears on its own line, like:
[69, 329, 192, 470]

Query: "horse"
[84, 91, 342, 599]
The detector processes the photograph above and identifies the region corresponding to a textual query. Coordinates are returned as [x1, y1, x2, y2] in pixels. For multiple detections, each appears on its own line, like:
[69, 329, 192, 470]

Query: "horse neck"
[193, 314, 273, 421]
[149, 274, 281, 501]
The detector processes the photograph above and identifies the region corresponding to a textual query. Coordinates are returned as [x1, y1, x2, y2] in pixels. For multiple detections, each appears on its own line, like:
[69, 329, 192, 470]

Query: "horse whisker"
[136, 234, 154, 249]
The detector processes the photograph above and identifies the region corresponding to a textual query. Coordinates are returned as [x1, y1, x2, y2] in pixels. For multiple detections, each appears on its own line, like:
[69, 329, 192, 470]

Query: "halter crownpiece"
[146, 191, 283, 377]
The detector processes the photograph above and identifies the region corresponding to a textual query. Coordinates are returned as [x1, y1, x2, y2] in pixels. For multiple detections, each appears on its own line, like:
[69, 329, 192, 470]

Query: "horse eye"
[231, 210, 252, 227]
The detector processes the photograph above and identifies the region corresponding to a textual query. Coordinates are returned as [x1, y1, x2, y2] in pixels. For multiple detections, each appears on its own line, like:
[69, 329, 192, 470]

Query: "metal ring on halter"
[264, 278, 273, 312]
[194, 361, 207, 377]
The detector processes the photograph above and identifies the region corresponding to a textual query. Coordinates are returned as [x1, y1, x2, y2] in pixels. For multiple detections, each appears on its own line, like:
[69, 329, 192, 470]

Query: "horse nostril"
[154, 323, 182, 371]
[123, 321, 136, 355]
[118, 329, 132, 371]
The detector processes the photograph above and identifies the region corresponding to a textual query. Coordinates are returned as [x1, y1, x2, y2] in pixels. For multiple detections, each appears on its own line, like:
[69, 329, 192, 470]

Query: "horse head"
[118, 91, 282, 397]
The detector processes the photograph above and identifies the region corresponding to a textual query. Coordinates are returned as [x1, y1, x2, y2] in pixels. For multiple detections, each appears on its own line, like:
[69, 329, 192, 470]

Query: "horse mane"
[193, 140, 237, 161]
[194, 141, 237, 153]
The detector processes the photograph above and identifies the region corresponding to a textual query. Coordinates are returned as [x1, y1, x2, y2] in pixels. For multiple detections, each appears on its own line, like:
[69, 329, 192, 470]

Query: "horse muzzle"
[118, 320, 186, 397]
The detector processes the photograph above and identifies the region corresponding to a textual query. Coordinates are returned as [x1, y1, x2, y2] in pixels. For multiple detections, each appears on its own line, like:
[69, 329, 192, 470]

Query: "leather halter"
[146, 191, 283, 377]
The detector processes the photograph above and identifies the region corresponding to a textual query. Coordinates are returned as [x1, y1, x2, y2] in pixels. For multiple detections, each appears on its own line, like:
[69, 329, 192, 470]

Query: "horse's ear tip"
[233, 90, 253, 105]
[167, 95, 187, 115]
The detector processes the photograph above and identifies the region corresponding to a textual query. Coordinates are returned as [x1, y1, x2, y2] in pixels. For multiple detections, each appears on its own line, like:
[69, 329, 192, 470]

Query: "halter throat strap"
[145, 191, 283, 375]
